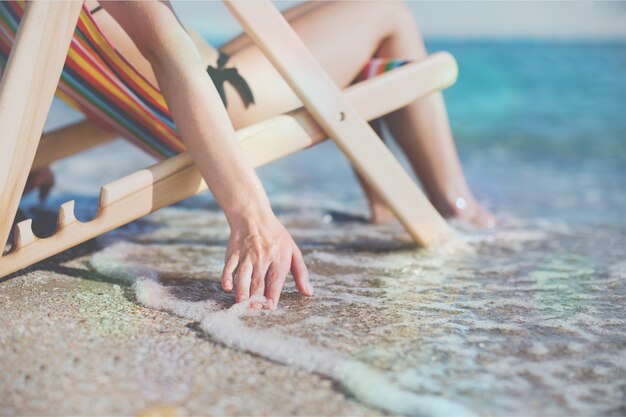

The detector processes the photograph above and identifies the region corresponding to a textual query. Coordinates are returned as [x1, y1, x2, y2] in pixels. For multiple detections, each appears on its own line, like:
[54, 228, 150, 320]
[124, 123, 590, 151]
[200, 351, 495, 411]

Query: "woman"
[30, 0, 496, 310]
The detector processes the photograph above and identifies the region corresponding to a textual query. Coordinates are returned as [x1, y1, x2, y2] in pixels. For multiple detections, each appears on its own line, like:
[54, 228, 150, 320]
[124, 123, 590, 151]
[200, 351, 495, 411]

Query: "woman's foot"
[367, 191, 497, 229]
[433, 193, 498, 229]
[369, 199, 395, 225]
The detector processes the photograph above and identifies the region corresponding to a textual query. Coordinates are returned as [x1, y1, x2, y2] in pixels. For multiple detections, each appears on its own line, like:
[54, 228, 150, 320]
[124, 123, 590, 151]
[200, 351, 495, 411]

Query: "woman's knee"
[385, 1, 422, 38]
[374, 0, 426, 58]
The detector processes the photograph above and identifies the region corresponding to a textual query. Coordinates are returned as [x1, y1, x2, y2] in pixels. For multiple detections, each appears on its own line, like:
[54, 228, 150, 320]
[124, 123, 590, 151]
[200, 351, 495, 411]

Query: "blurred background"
[175, 1, 626, 43]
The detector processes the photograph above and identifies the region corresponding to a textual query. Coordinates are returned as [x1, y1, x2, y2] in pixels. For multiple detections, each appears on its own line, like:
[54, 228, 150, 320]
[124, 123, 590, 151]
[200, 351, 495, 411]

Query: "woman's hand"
[222, 211, 313, 310]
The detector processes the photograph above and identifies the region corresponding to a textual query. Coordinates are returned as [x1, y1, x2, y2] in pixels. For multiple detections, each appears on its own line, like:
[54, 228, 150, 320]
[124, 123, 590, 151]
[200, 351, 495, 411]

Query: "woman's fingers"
[264, 255, 291, 309]
[225, 257, 269, 308]
[235, 261, 253, 303]
[221, 255, 238, 292]
[223, 221, 311, 310]
[249, 262, 269, 309]
[262, 244, 312, 310]
[291, 243, 313, 296]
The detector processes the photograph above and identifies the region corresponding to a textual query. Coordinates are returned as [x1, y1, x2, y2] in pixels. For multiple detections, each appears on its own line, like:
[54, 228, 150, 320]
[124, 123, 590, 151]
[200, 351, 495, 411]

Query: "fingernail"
[263, 299, 274, 310]
[307, 283, 314, 295]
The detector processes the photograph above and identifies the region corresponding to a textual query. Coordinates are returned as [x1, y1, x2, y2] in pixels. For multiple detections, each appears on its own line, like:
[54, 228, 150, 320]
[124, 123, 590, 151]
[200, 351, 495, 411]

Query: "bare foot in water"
[359, 168, 497, 228]
[369, 198, 395, 225]
[367, 191, 497, 229]
[433, 193, 498, 229]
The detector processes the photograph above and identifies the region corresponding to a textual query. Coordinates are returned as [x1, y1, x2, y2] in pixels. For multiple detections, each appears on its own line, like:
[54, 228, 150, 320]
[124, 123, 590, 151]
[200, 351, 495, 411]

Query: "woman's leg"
[372, 3, 497, 227]
[221, 1, 496, 227]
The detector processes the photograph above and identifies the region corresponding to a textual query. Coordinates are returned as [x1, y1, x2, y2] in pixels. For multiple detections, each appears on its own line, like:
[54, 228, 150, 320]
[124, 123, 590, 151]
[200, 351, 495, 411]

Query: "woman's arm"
[100, 0, 312, 309]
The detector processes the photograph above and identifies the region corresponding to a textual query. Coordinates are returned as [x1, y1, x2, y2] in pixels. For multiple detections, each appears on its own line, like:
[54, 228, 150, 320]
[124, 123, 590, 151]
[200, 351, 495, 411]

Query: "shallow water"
[20, 41, 626, 415]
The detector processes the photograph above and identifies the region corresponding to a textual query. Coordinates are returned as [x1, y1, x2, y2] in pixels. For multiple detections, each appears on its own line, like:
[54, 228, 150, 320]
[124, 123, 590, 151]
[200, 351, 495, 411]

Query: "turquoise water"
[23, 41, 626, 416]
[264, 40, 626, 223]
[438, 40, 625, 224]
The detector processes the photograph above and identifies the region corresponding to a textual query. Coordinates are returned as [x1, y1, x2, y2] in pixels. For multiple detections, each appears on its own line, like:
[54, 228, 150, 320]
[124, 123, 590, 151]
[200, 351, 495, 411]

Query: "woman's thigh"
[223, 1, 400, 130]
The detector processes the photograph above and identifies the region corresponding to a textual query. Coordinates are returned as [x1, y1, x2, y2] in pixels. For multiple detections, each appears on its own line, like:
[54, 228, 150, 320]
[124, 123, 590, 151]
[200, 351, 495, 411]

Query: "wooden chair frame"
[0, 1, 455, 279]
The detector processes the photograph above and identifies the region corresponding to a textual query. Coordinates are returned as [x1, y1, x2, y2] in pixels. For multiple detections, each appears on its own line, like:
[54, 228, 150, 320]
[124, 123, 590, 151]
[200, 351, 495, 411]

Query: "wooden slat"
[32, 120, 118, 170]
[224, 0, 451, 246]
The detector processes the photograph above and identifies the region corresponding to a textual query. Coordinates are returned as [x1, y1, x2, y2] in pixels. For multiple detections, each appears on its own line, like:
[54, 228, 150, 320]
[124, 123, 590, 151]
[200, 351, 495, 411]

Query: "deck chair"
[0, 1, 456, 279]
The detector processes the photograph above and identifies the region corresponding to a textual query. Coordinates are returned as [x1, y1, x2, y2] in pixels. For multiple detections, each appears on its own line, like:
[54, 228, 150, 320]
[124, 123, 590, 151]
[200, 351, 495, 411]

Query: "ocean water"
[22, 41, 626, 415]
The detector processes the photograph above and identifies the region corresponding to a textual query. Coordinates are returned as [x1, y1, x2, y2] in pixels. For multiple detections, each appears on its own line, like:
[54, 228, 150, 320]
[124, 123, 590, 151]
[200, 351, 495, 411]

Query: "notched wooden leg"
[12, 219, 37, 252]
[57, 200, 77, 230]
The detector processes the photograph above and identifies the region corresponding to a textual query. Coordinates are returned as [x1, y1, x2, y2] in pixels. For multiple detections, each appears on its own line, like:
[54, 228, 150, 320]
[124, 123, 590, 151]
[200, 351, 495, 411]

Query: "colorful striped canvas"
[0, 1, 410, 160]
